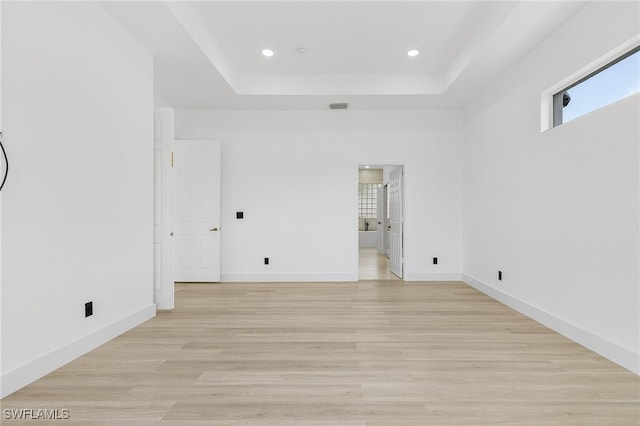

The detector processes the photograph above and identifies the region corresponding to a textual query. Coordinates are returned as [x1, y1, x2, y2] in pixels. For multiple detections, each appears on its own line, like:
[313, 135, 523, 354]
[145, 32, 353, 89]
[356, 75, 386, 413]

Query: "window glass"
[554, 47, 639, 126]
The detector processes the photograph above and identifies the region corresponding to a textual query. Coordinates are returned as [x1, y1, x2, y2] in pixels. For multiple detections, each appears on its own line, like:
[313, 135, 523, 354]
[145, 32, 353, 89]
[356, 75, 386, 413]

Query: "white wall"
[0, 2, 3, 396]
[1, 2, 155, 396]
[175, 110, 462, 282]
[462, 1, 639, 373]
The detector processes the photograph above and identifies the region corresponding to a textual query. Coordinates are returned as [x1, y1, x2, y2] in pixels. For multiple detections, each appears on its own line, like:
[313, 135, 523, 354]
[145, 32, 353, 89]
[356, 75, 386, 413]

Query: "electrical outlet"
[433, 257, 438, 265]
[85, 301, 93, 317]
[498, 270, 502, 281]
[264, 257, 269, 265]
[236, 211, 244, 219]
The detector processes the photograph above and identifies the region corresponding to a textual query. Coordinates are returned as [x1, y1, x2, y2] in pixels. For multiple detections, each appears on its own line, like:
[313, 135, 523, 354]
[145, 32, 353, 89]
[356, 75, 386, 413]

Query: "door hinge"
[171, 152, 174, 167]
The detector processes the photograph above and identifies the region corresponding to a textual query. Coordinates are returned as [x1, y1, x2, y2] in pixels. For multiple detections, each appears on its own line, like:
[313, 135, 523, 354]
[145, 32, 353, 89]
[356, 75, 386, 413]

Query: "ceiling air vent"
[329, 103, 348, 110]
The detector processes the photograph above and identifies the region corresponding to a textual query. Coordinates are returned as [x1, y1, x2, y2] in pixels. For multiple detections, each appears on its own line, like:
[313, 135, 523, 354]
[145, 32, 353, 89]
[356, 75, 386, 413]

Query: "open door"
[376, 185, 384, 254]
[383, 184, 389, 257]
[173, 140, 221, 282]
[388, 167, 403, 278]
[153, 108, 174, 309]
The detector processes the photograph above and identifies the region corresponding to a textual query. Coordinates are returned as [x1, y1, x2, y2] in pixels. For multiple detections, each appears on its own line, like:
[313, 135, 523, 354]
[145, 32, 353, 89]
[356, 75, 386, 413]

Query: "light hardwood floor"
[2, 281, 638, 425]
[359, 247, 400, 280]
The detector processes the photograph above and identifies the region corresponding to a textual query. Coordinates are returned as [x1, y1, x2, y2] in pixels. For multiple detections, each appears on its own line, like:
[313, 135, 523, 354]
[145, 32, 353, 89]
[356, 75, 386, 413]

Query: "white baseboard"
[462, 273, 639, 375]
[222, 272, 462, 282]
[0, 304, 156, 398]
[221, 272, 358, 282]
[404, 272, 462, 281]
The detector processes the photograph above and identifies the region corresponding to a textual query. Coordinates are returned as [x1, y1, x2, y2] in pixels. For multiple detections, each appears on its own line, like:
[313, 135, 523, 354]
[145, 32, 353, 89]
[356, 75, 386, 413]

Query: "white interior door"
[383, 184, 389, 257]
[376, 185, 384, 253]
[153, 108, 174, 309]
[174, 140, 221, 282]
[389, 167, 403, 278]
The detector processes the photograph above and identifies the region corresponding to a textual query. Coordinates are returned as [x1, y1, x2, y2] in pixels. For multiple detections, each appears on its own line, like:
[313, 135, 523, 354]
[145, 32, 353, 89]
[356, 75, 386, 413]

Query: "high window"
[553, 46, 639, 127]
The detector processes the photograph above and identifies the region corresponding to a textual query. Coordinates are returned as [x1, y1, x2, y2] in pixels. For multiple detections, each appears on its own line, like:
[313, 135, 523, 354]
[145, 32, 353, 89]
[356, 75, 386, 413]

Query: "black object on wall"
[0, 132, 8, 192]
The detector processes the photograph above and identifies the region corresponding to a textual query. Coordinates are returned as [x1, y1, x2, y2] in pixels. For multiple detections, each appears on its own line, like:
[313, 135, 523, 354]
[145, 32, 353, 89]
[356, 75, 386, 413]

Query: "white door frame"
[153, 110, 222, 309]
[355, 163, 405, 281]
[153, 107, 175, 309]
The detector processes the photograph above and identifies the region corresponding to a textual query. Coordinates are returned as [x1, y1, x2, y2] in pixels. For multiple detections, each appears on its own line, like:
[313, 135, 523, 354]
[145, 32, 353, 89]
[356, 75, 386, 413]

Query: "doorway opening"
[357, 165, 403, 281]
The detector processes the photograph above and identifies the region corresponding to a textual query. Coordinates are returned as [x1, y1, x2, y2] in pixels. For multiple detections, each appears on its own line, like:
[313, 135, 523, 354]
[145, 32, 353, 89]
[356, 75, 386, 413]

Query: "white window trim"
[540, 35, 640, 132]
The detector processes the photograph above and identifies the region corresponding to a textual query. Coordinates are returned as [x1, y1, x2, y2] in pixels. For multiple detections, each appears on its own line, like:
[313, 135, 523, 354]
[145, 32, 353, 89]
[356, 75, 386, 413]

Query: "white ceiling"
[100, 1, 587, 110]
[190, 1, 482, 75]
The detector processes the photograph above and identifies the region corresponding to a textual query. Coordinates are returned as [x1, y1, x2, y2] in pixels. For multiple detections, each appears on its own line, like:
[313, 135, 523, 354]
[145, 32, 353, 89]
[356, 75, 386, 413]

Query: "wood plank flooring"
[359, 247, 399, 280]
[2, 281, 638, 425]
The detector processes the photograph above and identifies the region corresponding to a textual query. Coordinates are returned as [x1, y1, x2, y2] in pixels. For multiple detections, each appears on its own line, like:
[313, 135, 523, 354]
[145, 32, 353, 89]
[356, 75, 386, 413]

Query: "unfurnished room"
[1, 1, 639, 424]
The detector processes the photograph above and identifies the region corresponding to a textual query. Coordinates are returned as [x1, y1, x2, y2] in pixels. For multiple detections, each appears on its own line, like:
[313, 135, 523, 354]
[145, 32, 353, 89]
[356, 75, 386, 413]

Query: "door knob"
[209, 227, 219, 232]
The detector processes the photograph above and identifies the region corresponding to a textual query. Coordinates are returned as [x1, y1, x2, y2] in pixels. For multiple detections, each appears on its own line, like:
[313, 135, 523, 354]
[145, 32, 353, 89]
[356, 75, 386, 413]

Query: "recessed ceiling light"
[262, 49, 274, 57]
[407, 49, 420, 57]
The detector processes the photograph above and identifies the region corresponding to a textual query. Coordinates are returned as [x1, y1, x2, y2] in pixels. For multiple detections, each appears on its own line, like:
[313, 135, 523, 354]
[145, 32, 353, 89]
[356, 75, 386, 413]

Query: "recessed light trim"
[407, 49, 420, 57]
[262, 49, 274, 57]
